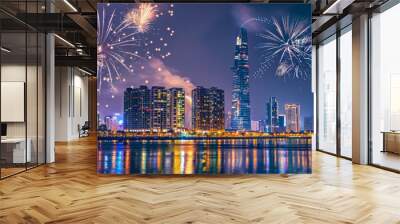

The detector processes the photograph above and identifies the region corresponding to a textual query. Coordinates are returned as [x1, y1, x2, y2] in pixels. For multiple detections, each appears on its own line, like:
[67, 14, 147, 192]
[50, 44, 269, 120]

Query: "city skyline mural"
[97, 3, 313, 175]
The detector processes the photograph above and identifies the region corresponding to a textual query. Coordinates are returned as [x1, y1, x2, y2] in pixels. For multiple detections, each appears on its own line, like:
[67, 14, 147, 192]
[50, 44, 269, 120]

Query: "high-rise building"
[304, 116, 313, 132]
[285, 104, 301, 133]
[123, 89, 134, 130]
[124, 86, 187, 131]
[123, 86, 151, 131]
[209, 87, 225, 130]
[110, 115, 119, 132]
[104, 115, 112, 131]
[251, 120, 260, 132]
[266, 97, 279, 133]
[192, 86, 209, 131]
[97, 113, 101, 130]
[192, 86, 224, 131]
[169, 88, 185, 130]
[151, 86, 170, 131]
[225, 112, 232, 130]
[258, 119, 267, 132]
[231, 27, 251, 131]
[278, 115, 286, 133]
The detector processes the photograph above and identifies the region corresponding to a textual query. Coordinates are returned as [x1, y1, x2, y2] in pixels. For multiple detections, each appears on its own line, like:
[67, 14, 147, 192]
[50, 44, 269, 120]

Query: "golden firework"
[125, 3, 157, 33]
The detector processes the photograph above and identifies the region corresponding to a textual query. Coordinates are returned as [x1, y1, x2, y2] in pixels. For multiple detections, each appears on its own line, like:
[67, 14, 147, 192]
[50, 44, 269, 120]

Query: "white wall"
[1, 65, 26, 138]
[1, 64, 43, 138]
[54, 67, 89, 141]
[1, 63, 46, 164]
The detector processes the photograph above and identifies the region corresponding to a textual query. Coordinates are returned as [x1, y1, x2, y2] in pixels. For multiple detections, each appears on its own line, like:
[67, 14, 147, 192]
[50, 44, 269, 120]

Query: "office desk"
[382, 132, 400, 154]
[1, 138, 31, 163]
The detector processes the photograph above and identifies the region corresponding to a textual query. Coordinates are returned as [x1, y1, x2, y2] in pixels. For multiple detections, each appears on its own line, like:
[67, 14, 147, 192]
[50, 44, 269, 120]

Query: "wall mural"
[97, 3, 313, 175]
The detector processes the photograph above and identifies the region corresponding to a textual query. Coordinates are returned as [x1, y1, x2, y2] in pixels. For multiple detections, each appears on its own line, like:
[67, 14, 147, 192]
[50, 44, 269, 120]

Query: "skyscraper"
[231, 27, 251, 131]
[266, 97, 279, 133]
[209, 87, 225, 130]
[304, 116, 313, 132]
[285, 104, 301, 133]
[192, 86, 224, 131]
[104, 115, 112, 131]
[278, 115, 286, 133]
[225, 112, 232, 130]
[258, 119, 267, 132]
[192, 86, 209, 131]
[123, 86, 151, 131]
[169, 88, 185, 130]
[151, 86, 170, 131]
[251, 120, 260, 132]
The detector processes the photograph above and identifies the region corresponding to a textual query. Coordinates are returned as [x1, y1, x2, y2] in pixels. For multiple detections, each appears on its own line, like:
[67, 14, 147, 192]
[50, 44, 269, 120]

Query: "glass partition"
[339, 27, 352, 158]
[371, 3, 400, 171]
[0, 1, 46, 179]
[1, 31, 28, 177]
[317, 35, 337, 154]
[27, 31, 38, 169]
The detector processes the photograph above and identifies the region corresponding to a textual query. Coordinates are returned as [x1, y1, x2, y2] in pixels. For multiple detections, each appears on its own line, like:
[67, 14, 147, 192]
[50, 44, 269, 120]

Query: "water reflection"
[97, 138, 312, 174]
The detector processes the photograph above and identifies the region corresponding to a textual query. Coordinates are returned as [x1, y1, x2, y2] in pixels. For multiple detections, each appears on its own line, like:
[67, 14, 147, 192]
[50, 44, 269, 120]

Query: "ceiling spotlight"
[1, 47, 11, 53]
[63, 0, 78, 12]
[54, 34, 75, 48]
[78, 67, 94, 76]
[322, 0, 354, 15]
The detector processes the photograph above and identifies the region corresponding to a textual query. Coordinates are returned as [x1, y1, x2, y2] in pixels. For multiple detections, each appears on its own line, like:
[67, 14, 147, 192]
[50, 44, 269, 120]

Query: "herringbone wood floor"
[1, 136, 400, 224]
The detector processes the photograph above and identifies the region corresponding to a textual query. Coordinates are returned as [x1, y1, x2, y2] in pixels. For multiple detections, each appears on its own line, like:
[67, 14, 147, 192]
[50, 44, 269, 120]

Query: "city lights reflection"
[97, 138, 311, 174]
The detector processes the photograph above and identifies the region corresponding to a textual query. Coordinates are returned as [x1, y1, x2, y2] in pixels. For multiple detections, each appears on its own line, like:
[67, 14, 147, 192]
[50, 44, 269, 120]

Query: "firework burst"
[97, 3, 176, 114]
[97, 3, 175, 90]
[97, 6, 142, 90]
[253, 16, 311, 79]
[124, 3, 157, 33]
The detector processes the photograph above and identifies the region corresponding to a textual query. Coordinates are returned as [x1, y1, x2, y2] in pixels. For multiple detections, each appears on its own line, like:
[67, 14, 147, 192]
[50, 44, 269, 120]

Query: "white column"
[352, 14, 369, 164]
[46, 33, 55, 163]
[55, 67, 73, 141]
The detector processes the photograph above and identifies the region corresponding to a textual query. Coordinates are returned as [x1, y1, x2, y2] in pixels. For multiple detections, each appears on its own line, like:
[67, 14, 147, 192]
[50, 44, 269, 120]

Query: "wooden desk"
[1, 138, 31, 163]
[382, 132, 400, 154]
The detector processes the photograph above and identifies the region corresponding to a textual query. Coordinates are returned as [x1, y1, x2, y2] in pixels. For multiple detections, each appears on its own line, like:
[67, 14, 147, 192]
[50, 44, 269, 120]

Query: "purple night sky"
[97, 3, 313, 129]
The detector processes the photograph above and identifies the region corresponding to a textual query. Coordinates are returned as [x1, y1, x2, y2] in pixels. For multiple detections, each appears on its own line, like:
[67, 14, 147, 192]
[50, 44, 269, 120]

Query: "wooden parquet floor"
[1, 136, 400, 224]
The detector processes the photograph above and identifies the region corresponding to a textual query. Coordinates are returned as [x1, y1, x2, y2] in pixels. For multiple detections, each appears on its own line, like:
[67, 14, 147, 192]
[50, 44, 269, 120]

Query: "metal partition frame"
[315, 24, 353, 161]
[0, 1, 48, 180]
[367, 0, 400, 173]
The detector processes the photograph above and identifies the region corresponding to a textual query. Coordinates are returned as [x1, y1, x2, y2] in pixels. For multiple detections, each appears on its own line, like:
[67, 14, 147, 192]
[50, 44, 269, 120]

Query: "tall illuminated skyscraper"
[123, 86, 151, 131]
[304, 116, 313, 132]
[169, 88, 185, 130]
[192, 87, 209, 131]
[231, 27, 251, 131]
[209, 87, 225, 130]
[192, 86, 224, 131]
[285, 104, 301, 133]
[225, 112, 232, 130]
[278, 115, 286, 133]
[266, 97, 279, 133]
[104, 115, 112, 131]
[151, 86, 170, 131]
